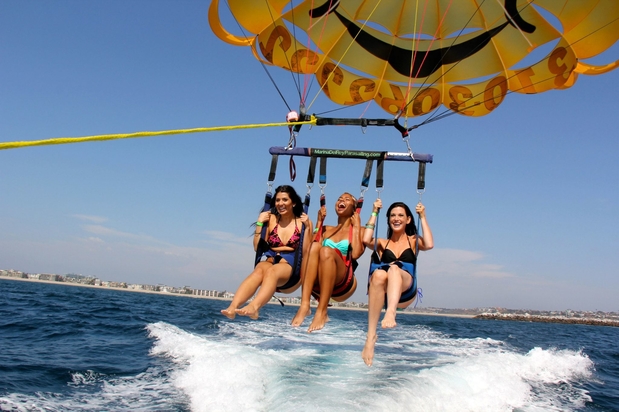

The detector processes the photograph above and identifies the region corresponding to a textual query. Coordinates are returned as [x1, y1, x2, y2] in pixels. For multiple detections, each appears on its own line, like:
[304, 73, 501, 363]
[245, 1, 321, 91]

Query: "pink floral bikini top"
[267, 222, 301, 249]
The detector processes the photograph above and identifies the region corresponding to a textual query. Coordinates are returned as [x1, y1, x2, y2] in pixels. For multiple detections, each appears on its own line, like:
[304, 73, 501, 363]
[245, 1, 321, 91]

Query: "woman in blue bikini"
[291, 192, 365, 332]
[361, 199, 433, 366]
[221, 185, 311, 320]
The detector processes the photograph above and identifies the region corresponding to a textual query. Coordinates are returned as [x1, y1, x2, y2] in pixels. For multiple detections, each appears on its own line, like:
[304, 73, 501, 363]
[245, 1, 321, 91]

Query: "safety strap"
[313, 156, 328, 242]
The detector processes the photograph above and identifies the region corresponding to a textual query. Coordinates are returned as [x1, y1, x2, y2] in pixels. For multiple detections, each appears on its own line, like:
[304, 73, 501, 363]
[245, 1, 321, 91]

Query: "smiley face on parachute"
[210, 0, 619, 118]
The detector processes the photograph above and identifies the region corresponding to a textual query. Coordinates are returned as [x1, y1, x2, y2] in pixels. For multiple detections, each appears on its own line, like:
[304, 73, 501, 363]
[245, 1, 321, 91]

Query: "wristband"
[313, 227, 319, 233]
[256, 221, 264, 227]
[365, 224, 375, 229]
[371, 212, 378, 217]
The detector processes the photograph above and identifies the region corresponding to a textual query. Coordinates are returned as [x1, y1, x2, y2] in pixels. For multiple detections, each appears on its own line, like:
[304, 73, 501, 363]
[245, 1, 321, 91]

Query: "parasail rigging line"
[263, 0, 304, 105]
[398, 0, 488, 121]
[411, 64, 588, 129]
[398, 0, 541, 124]
[401, 0, 436, 118]
[305, 0, 383, 114]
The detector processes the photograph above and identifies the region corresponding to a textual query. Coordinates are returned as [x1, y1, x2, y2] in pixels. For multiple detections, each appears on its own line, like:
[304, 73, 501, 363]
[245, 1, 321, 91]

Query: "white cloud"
[421, 248, 514, 279]
[82, 224, 166, 245]
[72, 214, 108, 223]
[202, 230, 253, 247]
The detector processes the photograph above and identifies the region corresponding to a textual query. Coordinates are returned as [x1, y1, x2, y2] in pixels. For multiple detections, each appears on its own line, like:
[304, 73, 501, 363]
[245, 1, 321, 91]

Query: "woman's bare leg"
[362, 269, 387, 366]
[237, 264, 291, 320]
[308, 247, 345, 332]
[221, 264, 268, 319]
[291, 242, 320, 326]
[381, 265, 405, 328]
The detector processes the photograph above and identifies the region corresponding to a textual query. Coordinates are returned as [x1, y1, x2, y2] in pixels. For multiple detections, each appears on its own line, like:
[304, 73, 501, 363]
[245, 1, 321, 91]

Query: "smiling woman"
[361, 199, 434, 366]
[221, 185, 312, 320]
[291, 192, 366, 332]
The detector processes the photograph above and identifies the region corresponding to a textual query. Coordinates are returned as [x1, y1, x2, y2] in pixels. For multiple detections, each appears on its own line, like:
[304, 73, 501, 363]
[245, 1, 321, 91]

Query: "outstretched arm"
[362, 199, 382, 248]
[415, 203, 434, 251]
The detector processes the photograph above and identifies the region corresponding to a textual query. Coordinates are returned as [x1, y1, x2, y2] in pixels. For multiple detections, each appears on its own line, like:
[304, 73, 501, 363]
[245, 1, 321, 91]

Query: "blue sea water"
[1, 279, 618, 412]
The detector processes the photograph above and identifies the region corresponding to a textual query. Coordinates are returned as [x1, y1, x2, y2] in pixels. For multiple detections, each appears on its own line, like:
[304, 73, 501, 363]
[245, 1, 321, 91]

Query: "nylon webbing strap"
[268, 154, 278, 182]
[307, 156, 317, 185]
[356, 160, 373, 212]
[362, 159, 373, 188]
[376, 158, 384, 189]
[417, 162, 426, 191]
[319, 157, 327, 185]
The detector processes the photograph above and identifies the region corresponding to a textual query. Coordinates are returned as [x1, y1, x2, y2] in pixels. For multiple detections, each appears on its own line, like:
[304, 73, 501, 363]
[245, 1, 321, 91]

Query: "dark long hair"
[270, 185, 304, 218]
[385, 202, 417, 238]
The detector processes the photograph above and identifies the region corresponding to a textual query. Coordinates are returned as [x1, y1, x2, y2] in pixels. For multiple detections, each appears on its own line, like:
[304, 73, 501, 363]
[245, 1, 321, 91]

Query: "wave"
[143, 318, 594, 412]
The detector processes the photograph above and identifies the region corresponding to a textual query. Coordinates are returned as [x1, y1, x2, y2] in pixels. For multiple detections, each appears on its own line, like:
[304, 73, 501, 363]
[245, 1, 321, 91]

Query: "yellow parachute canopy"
[209, 0, 619, 118]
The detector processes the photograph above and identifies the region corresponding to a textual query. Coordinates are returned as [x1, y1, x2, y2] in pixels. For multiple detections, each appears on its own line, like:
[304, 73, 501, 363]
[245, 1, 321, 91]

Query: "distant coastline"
[0, 275, 473, 318]
[474, 312, 619, 327]
[3, 273, 618, 326]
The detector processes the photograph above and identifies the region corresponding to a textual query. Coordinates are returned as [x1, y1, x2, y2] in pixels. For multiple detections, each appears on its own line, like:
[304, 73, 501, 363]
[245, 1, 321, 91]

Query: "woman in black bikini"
[221, 185, 311, 320]
[361, 199, 433, 366]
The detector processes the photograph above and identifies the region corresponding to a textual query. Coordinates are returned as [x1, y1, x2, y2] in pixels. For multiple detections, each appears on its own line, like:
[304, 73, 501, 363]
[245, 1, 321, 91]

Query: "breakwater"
[476, 313, 619, 327]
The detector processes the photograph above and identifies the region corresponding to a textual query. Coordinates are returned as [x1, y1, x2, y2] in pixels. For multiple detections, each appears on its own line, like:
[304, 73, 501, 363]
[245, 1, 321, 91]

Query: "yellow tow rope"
[0, 117, 317, 151]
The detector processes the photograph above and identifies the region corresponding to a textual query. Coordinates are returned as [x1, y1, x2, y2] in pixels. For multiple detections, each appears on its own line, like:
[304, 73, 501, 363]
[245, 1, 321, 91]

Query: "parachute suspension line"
[219, 0, 295, 112]
[299, 0, 327, 106]
[570, 14, 619, 48]
[400, 0, 427, 118]
[494, 0, 533, 47]
[286, 0, 305, 104]
[260, 63, 293, 113]
[306, 0, 383, 113]
[406, 0, 565, 127]
[259, 0, 301, 112]
[397, 0, 475, 121]
[410, 32, 618, 130]
[398, 0, 483, 122]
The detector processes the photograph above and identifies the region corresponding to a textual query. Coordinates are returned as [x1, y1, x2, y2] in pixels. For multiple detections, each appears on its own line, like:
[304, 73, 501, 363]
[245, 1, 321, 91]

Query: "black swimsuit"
[369, 238, 418, 304]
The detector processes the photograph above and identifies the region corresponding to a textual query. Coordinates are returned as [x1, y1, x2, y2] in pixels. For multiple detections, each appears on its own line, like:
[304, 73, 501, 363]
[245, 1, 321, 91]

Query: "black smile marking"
[310, 0, 536, 78]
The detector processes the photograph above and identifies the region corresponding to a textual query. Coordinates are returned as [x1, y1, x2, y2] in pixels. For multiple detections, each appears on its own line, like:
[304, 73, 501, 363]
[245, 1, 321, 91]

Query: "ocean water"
[1, 279, 618, 412]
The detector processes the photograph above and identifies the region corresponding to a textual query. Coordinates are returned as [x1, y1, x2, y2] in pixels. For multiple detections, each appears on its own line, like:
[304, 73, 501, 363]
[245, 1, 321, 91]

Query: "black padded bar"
[269, 146, 433, 163]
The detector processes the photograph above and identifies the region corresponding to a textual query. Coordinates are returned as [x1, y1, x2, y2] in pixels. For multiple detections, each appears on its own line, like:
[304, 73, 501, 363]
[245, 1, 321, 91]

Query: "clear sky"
[1, 1, 617, 312]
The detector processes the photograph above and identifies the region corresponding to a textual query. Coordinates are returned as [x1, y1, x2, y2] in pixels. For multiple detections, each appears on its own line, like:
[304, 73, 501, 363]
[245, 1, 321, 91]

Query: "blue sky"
[1, 1, 617, 312]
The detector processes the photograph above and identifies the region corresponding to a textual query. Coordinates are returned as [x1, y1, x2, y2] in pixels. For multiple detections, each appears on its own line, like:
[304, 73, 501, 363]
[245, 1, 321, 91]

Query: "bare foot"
[307, 309, 329, 333]
[221, 308, 236, 319]
[361, 334, 377, 366]
[381, 310, 397, 329]
[291, 304, 311, 327]
[235, 305, 259, 320]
